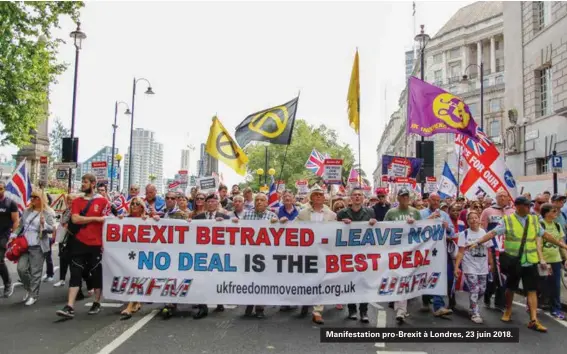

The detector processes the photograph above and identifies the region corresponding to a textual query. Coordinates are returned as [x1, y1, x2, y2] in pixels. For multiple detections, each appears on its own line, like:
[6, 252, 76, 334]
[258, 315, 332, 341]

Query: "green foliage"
[0, 2, 83, 147]
[49, 117, 69, 162]
[242, 120, 359, 191]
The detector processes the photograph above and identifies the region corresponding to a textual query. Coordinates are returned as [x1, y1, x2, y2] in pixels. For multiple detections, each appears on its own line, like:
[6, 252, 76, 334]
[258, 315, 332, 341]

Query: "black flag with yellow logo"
[235, 97, 298, 148]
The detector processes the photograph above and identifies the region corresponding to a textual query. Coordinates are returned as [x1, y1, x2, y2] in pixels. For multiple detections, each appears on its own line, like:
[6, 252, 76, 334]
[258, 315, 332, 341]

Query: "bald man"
[145, 184, 165, 217]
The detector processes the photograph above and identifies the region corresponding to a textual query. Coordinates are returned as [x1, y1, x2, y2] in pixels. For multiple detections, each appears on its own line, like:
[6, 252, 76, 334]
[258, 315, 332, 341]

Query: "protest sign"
[295, 180, 309, 195]
[323, 159, 343, 185]
[92, 161, 108, 183]
[197, 176, 217, 193]
[102, 219, 447, 305]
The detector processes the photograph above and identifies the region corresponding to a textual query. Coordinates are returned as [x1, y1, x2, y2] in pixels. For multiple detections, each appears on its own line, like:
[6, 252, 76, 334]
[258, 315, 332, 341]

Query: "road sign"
[56, 169, 68, 180]
[91, 161, 108, 182]
[53, 162, 77, 170]
[39, 156, 49, 185]
[551, 155, 563, 173]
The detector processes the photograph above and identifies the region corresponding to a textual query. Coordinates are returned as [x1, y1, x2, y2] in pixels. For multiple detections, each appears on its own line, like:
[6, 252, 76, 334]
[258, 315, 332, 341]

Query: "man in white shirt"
[228, 195, 245, 219]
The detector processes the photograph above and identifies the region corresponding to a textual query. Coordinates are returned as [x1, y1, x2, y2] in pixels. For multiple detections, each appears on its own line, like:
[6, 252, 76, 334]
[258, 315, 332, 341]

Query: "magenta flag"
[407, 77, 478, 139]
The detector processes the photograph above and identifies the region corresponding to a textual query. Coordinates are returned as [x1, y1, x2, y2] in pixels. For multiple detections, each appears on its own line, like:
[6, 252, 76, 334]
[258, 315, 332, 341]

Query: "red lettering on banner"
[226, 227, 239, 244]
[326, 254, 382, 273]
[196, 227, 210, 244]
[106, 224, 121, 241]
[138, 225, 151, 243]
[175, 226, 188, 244]
[212, 227, 224, 245]
[123, 225, 136, 242]
[326, 255, 339, 273]
[256, 228, 270, 245]
[286, 228, 299, 246]
[152, 226, 167, 244]
[389, 252, 402, 269]
[389, 250, 430, 269]
[270, 228, 285, 245]
[241, 227, 255, 245]
[300, 229, 314, 246]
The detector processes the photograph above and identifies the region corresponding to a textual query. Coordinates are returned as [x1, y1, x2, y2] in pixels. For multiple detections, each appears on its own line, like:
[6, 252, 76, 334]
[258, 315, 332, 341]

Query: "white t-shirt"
[457, 228, 490, 275]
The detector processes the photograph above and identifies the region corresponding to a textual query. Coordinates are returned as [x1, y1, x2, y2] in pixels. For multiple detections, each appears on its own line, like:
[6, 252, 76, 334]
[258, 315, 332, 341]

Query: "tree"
[0, 2, 84, 147]
[148, 174, 157, 183]
[49, 117, 70, 162]
[242, 120, 360, 191]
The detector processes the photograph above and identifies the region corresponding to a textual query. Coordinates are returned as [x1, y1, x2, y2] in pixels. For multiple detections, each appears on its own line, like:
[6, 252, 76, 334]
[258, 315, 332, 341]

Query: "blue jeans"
[433, 258, 455, 312]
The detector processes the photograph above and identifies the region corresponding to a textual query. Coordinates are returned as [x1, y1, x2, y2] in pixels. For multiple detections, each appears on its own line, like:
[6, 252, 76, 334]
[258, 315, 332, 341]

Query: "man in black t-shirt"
[0, 181, 19, 297]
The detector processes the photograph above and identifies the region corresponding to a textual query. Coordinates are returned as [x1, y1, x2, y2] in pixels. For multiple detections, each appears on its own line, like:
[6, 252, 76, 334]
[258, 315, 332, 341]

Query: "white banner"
[102, 219, 447, 305]
[197, 176, 218, 193]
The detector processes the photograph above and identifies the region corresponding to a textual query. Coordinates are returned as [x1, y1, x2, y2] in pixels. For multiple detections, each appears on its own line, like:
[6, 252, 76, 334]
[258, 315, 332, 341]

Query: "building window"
[449, 47, 460, 59]
[433, 53, 442, 64]
[489, 98, 502, 112]
[495, 75, 504, 84]
[495, 58, 504, 72]
[536, 1, 551, 31]
[495, 40, 500, 51]
[536, 157, 548, 174]
[539, 66, 553, 116]
[469, 103, 478, 117]
[434, 70, 442, 85]
[488, 120, 500, 138]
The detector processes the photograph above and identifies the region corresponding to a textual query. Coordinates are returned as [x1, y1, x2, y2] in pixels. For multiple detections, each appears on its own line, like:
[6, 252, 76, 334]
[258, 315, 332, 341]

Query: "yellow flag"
[347, 49, 360, 134]
[205, 117, 249, 176]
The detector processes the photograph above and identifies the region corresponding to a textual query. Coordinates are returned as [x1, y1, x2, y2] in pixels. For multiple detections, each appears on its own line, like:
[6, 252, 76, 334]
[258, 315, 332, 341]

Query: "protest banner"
[381, 156, 423, 179]
[102, 219, 447, 305]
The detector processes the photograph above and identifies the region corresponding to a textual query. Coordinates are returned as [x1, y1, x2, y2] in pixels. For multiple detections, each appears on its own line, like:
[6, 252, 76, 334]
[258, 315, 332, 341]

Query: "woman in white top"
[454, 211, 493, 324]
[13, 188, 55, 306]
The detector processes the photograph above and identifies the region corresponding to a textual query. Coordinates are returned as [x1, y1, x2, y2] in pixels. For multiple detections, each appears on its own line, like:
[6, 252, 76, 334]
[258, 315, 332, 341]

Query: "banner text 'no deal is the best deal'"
[102, 219, 447, 305]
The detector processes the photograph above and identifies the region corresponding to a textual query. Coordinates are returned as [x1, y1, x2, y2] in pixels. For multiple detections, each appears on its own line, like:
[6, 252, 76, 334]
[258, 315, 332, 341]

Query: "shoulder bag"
[65, 198, 97, 237]
[499, 215, 530, 275]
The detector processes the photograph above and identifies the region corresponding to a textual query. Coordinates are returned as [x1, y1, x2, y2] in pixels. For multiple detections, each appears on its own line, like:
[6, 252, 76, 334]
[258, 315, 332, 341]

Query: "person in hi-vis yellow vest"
[469, 196, 567, 333]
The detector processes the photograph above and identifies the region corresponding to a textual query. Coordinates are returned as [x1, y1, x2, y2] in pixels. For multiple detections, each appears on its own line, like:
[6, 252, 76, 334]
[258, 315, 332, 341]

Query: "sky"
[0, 0, 473, 187]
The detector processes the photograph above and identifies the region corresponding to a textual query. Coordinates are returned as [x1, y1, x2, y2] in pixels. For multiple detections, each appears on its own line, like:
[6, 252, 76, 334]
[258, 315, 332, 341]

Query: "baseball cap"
[514, 196, 531, 206]
[398, 188, 410, 196]
[375, 188, 387, 196]
[205, 193, 218, 202]
[551, 194, 567, 202]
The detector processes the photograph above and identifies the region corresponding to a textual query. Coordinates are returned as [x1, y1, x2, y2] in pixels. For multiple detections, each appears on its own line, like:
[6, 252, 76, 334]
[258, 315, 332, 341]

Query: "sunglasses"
[165, 197, 176, 200]
[31, 195, 40, 199]
[196, 197, 205, 201]
[131, 202, 142, 206]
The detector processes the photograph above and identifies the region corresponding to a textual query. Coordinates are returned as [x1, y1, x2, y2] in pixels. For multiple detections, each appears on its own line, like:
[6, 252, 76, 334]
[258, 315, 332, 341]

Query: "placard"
[323, 159, 343, 185]
[102, 219, 446, 305]
[39, 156, 49, 185]
[197, 176, 218, 193]
[425, 177, 438, 194]
[295, 180, 309, 195]
[91, 161, 108, 183]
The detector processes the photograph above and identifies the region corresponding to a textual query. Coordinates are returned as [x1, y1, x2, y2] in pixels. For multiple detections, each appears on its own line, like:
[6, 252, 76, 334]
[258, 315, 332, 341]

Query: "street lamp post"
[128, 78, 155, 189]
[256, 168, 264, 186]
[462, 62, 485, 131]
[110, 101, 131, 191]
[115, 154, 123, 192]
[415, 24, 430, 195]
[68, 23, 86, 193]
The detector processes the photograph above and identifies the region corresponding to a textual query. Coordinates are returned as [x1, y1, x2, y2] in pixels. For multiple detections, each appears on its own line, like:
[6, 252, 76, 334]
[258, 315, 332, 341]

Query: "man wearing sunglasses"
[0, 181, 19, 297]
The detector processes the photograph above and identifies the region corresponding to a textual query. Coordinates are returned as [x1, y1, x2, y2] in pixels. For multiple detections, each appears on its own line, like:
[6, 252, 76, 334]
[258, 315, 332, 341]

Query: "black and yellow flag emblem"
[235, 97, 298, 148]
[206, 117, 249, 176]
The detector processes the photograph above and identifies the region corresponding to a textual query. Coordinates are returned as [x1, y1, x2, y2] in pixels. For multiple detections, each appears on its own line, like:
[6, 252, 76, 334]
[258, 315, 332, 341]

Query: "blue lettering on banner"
[138, 252, 171, 271]
[349, 229, 362, 246]
[335, 228, 405, 246]
[177, 253, 237, 272]
[408, 225, 445, 244]
[155, 252, 171, 270]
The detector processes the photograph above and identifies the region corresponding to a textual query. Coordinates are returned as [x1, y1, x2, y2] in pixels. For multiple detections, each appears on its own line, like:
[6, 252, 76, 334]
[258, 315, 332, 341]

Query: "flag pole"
[456, 147, 462, 198]
[356, 48, 362, 189]
[277, 91, 300, 189]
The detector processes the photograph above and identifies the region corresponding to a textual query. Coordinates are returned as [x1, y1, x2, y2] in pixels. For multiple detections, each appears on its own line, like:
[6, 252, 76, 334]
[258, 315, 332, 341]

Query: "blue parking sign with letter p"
[551, 156, 563, 168]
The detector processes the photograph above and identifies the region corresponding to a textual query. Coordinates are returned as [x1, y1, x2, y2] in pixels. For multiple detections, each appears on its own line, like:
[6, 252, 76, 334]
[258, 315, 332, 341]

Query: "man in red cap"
[372, 188, 390, 222]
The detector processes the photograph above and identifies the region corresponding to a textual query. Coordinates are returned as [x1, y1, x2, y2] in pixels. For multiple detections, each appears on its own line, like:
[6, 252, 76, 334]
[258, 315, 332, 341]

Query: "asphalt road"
[1, 248, 567, 354]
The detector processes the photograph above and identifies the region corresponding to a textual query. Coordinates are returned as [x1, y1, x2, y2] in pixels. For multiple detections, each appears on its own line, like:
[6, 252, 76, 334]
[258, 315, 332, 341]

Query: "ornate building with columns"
[373, 1, 505, 187]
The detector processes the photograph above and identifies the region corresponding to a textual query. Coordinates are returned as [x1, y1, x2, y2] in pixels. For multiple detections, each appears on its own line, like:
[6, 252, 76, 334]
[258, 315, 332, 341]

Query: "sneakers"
[551, 311, 566, 320]
[25, 297, 37, 306]
[433, 308, 453, 317]
[471, 314, 483, 324]
[42, 275, 54, 282]
[312, 312, 324, 325]
[22, 291, 30, 303]
[528, 320, 547, 332]
[53, 280, 65, 287]
[360, 312, 369, 324]
[56, 305, 75, 319]
[3, 284, 14, 298]
[88, 302, 101, 315]
[347, 310, 357, 320]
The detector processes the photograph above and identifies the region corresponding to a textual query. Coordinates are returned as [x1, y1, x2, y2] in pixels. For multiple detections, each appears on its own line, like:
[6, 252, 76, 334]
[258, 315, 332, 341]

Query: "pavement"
[2, 246, 567, 354]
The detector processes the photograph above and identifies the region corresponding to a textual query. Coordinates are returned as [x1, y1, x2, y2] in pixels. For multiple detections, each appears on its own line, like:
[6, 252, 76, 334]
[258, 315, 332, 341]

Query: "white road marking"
[513, 301, 567, 328]
[374, 309, 387, 348]
[208, 305, 237, 309]
[370, 302, 384, 310]
[85, 302, 124, 308]
[376, 352, 427, 354]
[95, 309, 158, 354]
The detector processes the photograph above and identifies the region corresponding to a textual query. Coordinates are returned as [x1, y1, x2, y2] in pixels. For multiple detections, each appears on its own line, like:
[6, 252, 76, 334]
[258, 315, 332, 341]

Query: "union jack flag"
[305, 149, 329, 176]
[112, 194, 129, 215]
[268, 175, 280, 210]
[5, 160, 33, 215]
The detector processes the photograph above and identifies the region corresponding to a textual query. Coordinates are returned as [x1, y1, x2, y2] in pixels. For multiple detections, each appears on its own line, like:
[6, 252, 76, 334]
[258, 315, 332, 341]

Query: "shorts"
[505, 264, 538, 292]
[69, 238, 103, 289]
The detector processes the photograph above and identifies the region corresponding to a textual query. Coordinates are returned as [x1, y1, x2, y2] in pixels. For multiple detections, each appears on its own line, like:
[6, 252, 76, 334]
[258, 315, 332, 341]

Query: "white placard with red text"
[92, 161, 108, 183]
[425, 177, 438, 194]
[323, 159, 343, 185]
[102, 218, 447, 305]
[295, 180, 309, 195]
